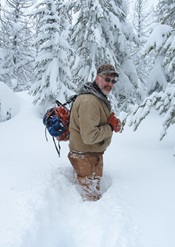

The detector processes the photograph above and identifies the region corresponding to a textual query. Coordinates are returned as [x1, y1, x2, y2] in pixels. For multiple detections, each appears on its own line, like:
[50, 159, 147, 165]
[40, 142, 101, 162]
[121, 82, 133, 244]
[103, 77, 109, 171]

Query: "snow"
[143, 24, 172, 54]
[0, 82, 21, 122]
[0, 90, 175, 247]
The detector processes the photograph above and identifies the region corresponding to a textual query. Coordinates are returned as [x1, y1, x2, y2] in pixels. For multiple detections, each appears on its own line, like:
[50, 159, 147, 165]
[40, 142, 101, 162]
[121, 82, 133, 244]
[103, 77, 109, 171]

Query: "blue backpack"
[43, 105, 70, 141]
[43, 96, 77, 156]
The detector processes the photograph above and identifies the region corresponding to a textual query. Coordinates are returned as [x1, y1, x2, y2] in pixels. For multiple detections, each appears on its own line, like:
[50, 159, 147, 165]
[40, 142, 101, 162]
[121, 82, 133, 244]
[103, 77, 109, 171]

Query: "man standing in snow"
[68, 64, 121, 201]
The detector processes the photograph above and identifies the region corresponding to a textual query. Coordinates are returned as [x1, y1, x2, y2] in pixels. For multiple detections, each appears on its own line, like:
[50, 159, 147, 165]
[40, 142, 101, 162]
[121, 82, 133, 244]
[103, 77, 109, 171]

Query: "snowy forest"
[1, 2, 175, 247]
[0, 0, 175, 149]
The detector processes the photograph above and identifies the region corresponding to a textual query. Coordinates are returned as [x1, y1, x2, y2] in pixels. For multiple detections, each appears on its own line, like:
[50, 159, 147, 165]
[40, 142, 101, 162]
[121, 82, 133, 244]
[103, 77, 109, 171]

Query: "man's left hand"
[108, 112, 122, 132]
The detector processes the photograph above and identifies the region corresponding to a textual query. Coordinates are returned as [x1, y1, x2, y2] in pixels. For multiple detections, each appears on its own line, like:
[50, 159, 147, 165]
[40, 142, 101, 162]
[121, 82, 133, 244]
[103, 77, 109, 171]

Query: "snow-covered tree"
[0, 2, 4, 63]
[0, 2, 1, 26]
[126, 82, 175, 155]
[70, 0, 138, 112]
[125, 0, 175, 154]
[143, 0, 175, 95]
[130, 0, 154, 102]
[31, 0, 75, 114]
[0, 0, 34, 91]
[143, 24, 173, 94]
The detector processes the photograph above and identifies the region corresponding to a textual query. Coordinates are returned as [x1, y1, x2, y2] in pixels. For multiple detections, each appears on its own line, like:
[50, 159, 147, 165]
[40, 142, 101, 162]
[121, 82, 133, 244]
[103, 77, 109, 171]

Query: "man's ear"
[95, 75, 100, 84]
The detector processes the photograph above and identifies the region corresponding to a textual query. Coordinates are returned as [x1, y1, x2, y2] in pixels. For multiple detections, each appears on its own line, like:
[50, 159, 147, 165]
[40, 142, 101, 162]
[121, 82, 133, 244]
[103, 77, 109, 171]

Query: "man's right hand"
[108, 112, 122, 132]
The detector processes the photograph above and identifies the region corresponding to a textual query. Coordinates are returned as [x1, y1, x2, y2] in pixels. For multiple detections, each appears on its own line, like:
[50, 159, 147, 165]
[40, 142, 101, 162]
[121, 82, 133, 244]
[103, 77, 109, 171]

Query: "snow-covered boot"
[77, 176, 102, 201]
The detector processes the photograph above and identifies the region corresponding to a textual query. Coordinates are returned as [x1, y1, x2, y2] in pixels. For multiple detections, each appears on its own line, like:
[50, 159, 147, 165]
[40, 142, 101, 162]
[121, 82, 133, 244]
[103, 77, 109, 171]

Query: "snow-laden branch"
[128, 84, 175, 142]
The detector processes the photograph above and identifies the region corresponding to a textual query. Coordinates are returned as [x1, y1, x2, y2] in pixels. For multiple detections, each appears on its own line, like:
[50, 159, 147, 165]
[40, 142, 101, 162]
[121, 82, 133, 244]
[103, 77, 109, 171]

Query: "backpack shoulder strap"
[55, 95, 77, 107]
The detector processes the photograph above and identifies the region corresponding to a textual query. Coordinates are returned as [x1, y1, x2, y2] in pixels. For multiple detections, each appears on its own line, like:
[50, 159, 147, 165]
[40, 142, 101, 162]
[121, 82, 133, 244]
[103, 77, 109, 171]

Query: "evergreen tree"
[31, 0, 75, 113]
[130, 0, 154, 102]
[0, 1, 3, 62]
[143, 0, 175, 95]
[127, 82, 175, 154]
[0, 0, 34, 91]
[126, 0, 175, 153]
[70, 0, 138, 112]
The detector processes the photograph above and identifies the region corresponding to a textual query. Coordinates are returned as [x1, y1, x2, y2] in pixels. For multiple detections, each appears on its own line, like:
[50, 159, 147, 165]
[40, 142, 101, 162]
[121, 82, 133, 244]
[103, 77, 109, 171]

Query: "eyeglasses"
[100, 76, 117, 84]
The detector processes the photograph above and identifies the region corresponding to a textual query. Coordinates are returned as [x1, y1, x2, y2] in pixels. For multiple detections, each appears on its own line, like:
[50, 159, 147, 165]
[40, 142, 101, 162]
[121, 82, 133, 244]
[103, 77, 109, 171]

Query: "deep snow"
[0, 91, 175, 247]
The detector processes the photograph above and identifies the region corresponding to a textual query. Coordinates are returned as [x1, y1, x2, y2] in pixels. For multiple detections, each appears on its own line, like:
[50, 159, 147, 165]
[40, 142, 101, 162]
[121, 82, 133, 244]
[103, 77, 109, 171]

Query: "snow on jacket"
[69, 82, 113, 153]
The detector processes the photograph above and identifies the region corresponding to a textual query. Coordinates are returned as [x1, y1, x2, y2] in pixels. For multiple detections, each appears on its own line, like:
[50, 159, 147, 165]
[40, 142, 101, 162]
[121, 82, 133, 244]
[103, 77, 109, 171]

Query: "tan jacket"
[69, 94, 113, 153]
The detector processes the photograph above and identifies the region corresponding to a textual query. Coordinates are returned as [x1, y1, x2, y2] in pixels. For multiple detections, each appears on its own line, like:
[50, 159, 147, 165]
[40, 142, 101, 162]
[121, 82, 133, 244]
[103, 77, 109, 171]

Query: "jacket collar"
[77, 82, 111, 111]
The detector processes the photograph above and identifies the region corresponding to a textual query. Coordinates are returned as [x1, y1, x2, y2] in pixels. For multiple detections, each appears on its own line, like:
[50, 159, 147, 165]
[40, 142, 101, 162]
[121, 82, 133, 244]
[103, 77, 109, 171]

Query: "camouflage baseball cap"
[97, 64, 119, 77]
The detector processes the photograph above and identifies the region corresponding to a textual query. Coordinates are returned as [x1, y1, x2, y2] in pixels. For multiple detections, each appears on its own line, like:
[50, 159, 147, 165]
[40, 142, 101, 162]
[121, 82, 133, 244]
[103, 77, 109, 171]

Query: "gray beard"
[100, 88, 110, 96]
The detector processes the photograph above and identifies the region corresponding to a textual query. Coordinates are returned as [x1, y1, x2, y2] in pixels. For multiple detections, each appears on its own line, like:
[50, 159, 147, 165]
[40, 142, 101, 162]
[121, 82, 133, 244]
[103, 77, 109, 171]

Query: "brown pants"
[68, 151, 103, 201]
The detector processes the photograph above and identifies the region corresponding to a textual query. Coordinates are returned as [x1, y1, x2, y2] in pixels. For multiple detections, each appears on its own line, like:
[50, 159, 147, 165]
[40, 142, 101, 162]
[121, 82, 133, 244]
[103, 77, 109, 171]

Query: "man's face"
[96, 74, 117, 95]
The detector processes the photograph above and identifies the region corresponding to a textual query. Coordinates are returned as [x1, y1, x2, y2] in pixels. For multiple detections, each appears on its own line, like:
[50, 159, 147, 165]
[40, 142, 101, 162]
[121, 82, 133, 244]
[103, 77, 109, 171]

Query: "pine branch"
[128, 84, 175, 141]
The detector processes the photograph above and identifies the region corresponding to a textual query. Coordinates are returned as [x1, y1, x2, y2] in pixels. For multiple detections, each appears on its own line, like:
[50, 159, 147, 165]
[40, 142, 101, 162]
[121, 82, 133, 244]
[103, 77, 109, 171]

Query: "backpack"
[43, 95, 77, 156]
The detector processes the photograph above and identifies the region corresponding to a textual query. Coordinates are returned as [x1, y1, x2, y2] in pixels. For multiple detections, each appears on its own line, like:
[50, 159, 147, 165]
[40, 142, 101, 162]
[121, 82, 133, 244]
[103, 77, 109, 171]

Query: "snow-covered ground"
[0, 90, 175, 247]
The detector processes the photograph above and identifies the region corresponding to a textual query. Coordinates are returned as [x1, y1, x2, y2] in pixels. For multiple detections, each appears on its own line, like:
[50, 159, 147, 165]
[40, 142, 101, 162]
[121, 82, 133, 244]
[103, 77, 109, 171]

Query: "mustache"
[104, 85, 112, 90]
